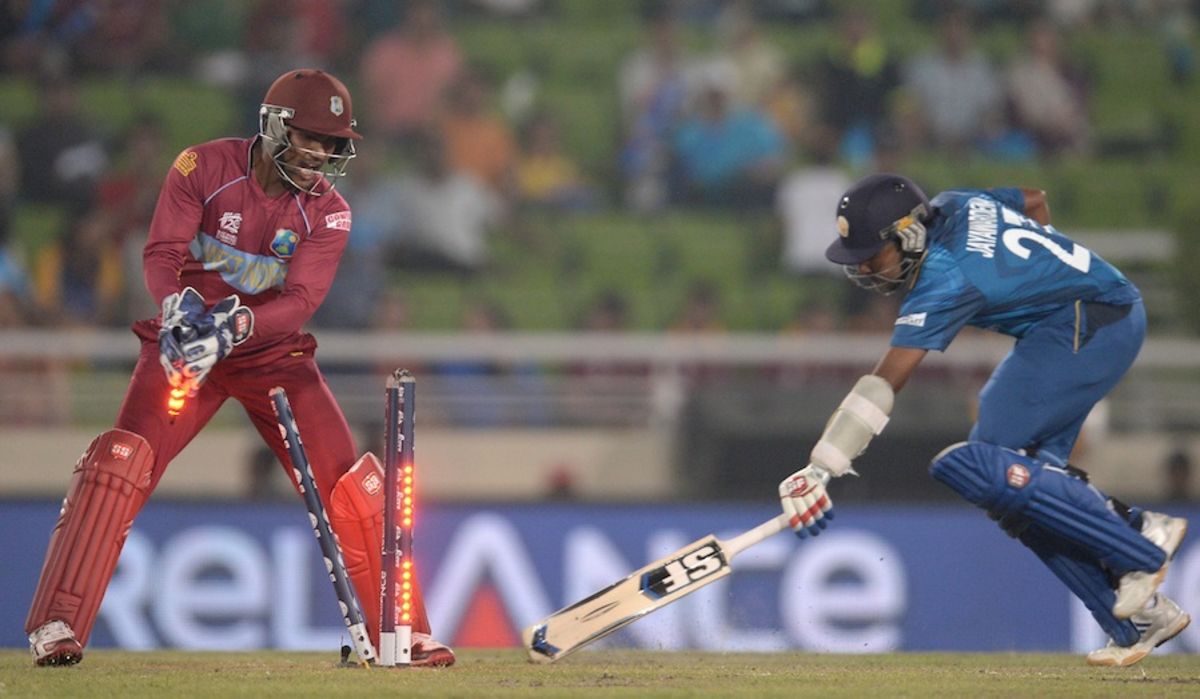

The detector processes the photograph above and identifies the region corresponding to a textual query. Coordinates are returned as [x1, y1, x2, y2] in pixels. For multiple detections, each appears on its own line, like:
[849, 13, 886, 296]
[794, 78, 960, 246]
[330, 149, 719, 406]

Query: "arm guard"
[810, 374, 894, 477]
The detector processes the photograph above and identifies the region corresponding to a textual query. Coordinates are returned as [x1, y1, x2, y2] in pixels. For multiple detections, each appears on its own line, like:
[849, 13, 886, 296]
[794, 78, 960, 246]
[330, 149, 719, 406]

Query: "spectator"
[468, 0, 546, 18]
[92, 115, 170, 324]
[670, 279, 726, 334]
[16, 74, 108, 213]
[236, 2, 341, 134]
[1006, 18, 1091, 157]
[671, 63, 787, 208]
[814, 7, 902, 167]
[372, 285, 413, 332]
[430, 299, 512, 426]
[903, 8, 1004, 155]
[0, 123, 16, 260]
[0, 252, 25, 326]
[360, 0, 464, 143]
[395, 128, 503, 273]
[53, 211, 124, 327]
[440, 67, 519, 199]
[564, 289, 648, 426]
[777, 142, 853, 278]
[543, 463, 578, 500]
[782, 296, 838, 335]
[1163, 447, 1193, 503]
[578, 289, 631, 333]
[515, 110, 598, 211]
[75, 0, 171, 75]
[713, 0, 786, 109]
[0, 127, 27, 326]
[51, 113, 163, 329]
[312, 142, 406, 328]
[0, 1, 95, 75]
[764, 64, 821, 153]
[618, 1, 696, 212]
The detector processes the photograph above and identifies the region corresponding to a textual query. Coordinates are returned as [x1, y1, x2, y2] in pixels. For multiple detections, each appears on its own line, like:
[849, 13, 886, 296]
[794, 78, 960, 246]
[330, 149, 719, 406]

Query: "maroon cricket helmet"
[262, 69, 362, 141]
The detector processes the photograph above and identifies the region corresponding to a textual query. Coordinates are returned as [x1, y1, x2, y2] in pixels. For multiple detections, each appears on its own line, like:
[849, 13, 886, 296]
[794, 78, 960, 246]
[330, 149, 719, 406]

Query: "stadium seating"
[3, 7, 1197, 334]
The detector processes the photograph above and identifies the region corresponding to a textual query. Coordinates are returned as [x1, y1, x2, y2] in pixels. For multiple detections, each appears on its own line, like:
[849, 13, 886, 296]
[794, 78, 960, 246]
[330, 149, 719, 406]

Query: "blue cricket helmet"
[826, 173, 931, 265]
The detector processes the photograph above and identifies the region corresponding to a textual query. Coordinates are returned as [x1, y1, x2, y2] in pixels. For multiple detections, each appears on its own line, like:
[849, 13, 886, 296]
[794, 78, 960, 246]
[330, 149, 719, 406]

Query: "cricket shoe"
[29, 620, 83, 667]
[411, 632, 455, 668]
[1113, 512, 1187, 619]
[1088, 593, 1190, 667]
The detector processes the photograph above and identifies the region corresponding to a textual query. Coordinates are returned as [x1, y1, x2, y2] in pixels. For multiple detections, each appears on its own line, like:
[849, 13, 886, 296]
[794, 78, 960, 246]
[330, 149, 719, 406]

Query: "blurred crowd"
[0, 0, 1196, 336]
[1, 1, 1196, 503]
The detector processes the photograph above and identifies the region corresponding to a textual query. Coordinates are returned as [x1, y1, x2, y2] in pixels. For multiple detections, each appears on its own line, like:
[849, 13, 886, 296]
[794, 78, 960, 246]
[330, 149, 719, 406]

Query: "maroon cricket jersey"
[136, 137, 352, 359]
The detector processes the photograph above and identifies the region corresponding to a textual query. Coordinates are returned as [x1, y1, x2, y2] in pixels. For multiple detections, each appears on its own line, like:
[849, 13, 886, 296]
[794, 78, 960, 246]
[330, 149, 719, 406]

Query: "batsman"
[779, 173, 1188, 667]
[25, 69, 454, 668]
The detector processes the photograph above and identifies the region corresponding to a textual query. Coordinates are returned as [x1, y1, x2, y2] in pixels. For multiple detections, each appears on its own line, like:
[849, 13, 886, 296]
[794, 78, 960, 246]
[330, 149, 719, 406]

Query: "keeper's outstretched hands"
[779, 465, 833, 539]
[159, 292, 254, 396]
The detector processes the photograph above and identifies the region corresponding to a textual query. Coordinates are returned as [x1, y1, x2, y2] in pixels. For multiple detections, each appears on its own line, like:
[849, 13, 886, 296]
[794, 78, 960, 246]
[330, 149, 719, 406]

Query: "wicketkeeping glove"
[158, 294, 254, 395]
[778, 465, 833, 539]
[160, 287, 208, 334]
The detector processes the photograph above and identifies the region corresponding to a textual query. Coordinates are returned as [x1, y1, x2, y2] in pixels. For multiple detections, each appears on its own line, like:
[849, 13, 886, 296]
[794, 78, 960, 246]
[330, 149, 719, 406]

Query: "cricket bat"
[522, 513, 791, 662]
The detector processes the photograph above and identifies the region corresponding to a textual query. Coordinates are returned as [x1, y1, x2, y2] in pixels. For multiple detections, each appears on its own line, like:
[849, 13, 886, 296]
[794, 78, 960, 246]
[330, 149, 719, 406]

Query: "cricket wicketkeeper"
[26, 69, 454, 668]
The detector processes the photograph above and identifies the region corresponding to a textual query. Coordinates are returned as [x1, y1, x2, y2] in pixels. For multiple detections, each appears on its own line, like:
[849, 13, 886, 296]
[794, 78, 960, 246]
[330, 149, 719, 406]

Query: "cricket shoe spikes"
[1113, 512, 1187, 619]
[411, 632, 455, 668]
[1088, 593, 1190, 667]
[30, 620, 83, 667]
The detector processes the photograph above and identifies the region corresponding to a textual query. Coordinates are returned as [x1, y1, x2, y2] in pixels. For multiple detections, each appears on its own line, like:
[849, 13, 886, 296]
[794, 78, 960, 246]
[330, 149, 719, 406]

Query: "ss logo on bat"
[640, 544, 727, 598]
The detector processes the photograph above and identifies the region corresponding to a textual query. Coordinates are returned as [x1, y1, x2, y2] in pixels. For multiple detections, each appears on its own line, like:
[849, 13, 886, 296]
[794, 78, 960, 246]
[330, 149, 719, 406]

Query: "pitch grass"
[2, 649, 1200, 698]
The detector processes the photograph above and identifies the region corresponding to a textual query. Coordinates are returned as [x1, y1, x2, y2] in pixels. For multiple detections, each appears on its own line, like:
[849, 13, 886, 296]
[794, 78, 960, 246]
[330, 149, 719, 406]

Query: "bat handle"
[723, 514, 791, 559]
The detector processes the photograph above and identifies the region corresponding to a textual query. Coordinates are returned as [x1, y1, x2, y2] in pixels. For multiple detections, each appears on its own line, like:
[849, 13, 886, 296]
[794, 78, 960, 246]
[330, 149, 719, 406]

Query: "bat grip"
[723, 514, 791, 558]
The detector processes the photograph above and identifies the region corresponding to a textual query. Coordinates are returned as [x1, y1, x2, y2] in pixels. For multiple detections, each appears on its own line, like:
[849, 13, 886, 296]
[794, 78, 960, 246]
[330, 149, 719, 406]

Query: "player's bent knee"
[929, 441, 1041, 516]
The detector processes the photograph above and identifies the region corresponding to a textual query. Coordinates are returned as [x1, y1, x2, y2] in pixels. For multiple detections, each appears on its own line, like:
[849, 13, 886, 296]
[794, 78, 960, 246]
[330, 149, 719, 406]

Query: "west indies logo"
[270, 228, 299, 258]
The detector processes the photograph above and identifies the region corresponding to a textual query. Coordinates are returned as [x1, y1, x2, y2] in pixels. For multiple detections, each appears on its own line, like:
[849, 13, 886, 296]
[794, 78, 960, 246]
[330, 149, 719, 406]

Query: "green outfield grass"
[2, 649, 1199, 698]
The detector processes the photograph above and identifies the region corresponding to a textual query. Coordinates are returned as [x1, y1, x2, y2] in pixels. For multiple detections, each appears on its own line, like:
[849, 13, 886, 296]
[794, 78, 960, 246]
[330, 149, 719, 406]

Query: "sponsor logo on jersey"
[270, 228, 299, 258]
[173, 150, 198, 177]
[110, 442, 133, 460]
[1007, 464, 1030, 489]
[217, 212, 242, 245]
[325, 211, 352, 231]
[895, 312, 927, 327]
[190, 233, 288, 294]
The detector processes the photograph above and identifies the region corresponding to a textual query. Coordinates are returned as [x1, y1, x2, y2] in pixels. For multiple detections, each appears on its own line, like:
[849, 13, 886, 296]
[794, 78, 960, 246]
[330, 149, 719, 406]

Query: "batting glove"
[893, 216, 926, 254]
[779, 465, 833, 539]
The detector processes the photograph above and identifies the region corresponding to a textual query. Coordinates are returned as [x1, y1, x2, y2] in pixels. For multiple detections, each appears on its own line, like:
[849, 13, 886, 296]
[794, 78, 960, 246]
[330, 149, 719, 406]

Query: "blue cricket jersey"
[892, 188, 1141, 351]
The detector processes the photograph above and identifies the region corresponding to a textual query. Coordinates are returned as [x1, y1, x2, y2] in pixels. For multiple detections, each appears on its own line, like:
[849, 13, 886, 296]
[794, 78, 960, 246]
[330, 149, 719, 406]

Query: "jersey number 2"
[1000, 208, 1091, 273]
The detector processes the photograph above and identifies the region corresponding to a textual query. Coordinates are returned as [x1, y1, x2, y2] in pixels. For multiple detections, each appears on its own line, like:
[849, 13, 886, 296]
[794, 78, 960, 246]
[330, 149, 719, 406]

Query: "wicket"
[379, 369, 416, 666]
[269, 386, 378, 668]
